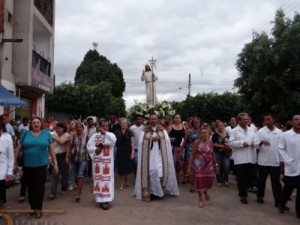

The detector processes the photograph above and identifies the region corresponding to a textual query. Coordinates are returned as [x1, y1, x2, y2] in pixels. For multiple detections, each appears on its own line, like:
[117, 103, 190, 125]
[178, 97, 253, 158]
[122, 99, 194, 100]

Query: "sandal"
[18, 196, 25, 203]
[197, 201, 204, 208]
[119, 186, 124, 190]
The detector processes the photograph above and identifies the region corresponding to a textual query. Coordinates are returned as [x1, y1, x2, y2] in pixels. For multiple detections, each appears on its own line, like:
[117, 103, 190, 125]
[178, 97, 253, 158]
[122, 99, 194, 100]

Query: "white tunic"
[87, 132, 116, 203]
[0, 133, 14, 180]
[141, 71, 158, 104]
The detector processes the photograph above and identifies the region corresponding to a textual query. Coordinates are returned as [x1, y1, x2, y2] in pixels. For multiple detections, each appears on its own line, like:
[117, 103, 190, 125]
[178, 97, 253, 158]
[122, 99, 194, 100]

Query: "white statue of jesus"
[141, 64, 158, 105]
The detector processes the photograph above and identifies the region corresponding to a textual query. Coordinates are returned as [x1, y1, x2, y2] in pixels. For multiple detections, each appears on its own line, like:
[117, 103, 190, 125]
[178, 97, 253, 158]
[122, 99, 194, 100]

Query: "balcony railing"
[32, 50, 51, 77]
[34, 0, 54, 26]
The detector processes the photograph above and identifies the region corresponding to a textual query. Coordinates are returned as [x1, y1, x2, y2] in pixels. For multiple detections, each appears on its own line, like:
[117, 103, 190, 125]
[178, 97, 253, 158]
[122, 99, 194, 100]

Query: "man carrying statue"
[134, 113, 179, 201]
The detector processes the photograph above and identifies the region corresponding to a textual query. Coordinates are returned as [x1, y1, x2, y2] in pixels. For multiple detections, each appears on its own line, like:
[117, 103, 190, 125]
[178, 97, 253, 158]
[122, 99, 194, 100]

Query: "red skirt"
[195, 176, 214, 192]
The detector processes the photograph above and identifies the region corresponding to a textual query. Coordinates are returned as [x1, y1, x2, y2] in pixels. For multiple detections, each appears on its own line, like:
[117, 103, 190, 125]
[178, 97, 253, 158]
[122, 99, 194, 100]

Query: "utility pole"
[188, 73, 191, 97]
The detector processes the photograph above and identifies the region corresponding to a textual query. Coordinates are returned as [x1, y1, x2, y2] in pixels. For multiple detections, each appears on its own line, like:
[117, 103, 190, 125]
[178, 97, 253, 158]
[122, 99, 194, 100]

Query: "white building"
[0, 0, 55, 119]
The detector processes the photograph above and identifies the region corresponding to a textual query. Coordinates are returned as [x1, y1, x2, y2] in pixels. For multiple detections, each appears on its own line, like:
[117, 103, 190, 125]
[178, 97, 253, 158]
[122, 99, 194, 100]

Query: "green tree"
[47, 49, 127, 118]
[46, 82, 114, 118]
[74, 50, 126, 98]
[171, 92, 243, 122]
[235, 10, 300, 123]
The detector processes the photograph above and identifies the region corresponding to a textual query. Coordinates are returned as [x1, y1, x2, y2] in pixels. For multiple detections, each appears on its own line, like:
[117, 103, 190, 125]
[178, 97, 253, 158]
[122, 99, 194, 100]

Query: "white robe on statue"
[134, 127, 179, 200]
[141, 71, 158, 104]
[87, 132, 116, 203]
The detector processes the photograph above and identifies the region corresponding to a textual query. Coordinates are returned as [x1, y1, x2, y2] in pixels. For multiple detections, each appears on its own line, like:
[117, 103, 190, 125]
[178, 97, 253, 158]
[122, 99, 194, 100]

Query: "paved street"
[2, 174, 299, 225]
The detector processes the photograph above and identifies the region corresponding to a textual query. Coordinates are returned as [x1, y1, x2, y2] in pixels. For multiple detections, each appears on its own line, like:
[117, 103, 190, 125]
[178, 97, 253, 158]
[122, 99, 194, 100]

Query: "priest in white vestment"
[141, 64, 158, 105]
[134, 114, 179, 201]
[87, 120, 116, 210]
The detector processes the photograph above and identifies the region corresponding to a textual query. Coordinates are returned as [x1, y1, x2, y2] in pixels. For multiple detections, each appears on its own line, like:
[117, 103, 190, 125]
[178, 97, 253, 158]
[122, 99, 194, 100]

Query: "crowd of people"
[0, 112, 299, 220]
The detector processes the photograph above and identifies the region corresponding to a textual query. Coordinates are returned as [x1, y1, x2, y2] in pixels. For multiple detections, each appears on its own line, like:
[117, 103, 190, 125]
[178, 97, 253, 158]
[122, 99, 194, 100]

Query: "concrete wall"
[12, 0, 33, 85]
[0, 0, 14, 85]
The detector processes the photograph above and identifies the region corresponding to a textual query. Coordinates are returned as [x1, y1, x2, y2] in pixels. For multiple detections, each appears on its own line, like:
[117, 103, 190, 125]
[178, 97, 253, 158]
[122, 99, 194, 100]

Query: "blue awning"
[0, 85, 27, 106]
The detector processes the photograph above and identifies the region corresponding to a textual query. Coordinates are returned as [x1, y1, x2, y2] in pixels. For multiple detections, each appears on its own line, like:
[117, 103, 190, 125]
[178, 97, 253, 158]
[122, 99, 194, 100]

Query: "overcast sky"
[54, 0, 300, 109]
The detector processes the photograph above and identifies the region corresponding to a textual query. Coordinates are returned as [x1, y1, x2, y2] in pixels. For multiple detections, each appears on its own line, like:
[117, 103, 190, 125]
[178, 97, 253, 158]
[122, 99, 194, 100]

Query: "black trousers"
[236, 163, 256, 198]
[230, 159, 236, 175]
[20, 173, 27, 197]
[257, 165, 282, 203]
[23, 165, 47, 210]
[281, 176, 300, 217]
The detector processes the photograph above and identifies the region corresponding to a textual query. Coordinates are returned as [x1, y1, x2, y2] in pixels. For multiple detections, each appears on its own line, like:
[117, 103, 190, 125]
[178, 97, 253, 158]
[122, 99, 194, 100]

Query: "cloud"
[54, 0, 300, 109]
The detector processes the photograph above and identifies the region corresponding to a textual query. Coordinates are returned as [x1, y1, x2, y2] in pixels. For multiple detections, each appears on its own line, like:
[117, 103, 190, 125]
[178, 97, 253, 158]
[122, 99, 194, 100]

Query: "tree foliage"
[46, 82, 116, 118]
[74, 50, 126, 98]
[235, 10, 300, 123]
[46, 50, 127, 118]
[171, 92, 243, 122]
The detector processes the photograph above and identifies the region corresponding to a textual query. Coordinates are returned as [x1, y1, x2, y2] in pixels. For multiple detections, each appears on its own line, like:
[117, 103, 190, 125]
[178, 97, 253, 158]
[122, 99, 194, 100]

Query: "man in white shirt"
[84, 117, 97, 140]
[229, 113, 257, 204]
[254, 113, 283, 206]
[225, 117, 237, 135]
[18, 117, 29, 133]
[248, 116, 258, 133]
[278, 114, 300, 218]
[84, 117, 98, 178]
[130, 115, 144, 176]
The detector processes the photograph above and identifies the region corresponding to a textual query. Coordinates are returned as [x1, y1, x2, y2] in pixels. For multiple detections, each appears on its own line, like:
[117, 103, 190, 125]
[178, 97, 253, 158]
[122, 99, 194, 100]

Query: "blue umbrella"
[0, 85, 27, 106]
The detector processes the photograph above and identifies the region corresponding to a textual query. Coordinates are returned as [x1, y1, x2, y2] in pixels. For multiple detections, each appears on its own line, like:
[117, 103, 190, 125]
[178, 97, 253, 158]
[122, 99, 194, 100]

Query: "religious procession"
[0, 62, 299, 225]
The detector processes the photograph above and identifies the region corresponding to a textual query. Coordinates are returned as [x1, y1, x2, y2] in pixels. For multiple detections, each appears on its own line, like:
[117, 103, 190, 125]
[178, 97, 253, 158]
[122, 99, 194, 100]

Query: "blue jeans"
[215, 151, 230, 183]
[50, 153, 69, 195]
[73, 161, 88, 178]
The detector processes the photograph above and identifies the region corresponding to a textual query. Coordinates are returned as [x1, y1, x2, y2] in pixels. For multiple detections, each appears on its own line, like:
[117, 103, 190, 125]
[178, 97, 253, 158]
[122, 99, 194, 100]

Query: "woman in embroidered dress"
[189, 128, 219, 208]
[70, 123, 89, 202]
